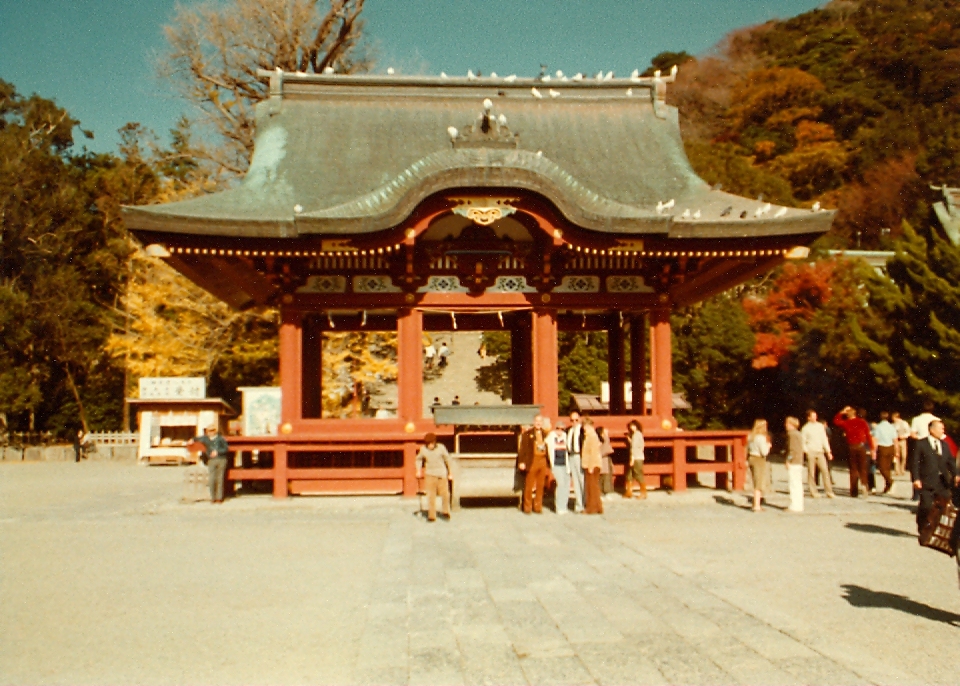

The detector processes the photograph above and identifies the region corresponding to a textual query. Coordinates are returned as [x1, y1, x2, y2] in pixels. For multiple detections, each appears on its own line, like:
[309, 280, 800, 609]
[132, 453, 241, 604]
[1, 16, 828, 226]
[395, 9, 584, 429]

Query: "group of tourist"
[415, 411, 647, 521]
[515, 412, 647, 515]
[745, 402, 960, 519]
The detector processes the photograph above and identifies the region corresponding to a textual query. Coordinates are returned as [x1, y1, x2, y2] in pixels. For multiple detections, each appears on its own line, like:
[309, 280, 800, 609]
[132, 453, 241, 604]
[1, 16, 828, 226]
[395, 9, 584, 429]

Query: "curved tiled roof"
[123, 72, 833, 240]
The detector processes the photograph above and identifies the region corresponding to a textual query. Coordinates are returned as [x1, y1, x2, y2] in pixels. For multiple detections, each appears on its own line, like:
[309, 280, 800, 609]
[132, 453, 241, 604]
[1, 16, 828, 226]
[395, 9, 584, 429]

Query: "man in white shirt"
[565, 412, 586, 513]
[910, 400, 939, 440]
[801, 409, 835, 498]
[891, 411, 910, 475]
[871, 411, 897, 494]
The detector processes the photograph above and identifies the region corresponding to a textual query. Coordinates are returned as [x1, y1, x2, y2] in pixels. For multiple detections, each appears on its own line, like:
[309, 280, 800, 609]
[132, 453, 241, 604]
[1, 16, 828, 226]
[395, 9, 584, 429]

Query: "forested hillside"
[669, 0, 960, 248]
[664, 0, 960, 430]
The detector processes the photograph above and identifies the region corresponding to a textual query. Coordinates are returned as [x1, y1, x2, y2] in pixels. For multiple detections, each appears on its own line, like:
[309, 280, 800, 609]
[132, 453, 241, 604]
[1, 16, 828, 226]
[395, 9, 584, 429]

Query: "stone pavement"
[2, 462, 960, 685]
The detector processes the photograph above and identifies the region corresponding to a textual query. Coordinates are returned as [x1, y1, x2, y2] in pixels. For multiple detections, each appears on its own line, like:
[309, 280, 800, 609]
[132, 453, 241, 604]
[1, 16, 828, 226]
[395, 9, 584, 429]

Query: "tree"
[858, 222, 960, 431]
[0, 81, 136, 434]
[671, 293, 755, 429]
[161, 0, 370, 175]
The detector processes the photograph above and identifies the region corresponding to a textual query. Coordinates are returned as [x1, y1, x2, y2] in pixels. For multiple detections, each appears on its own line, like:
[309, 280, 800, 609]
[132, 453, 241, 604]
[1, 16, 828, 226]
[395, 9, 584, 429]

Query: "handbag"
[919, 494, 958, 557]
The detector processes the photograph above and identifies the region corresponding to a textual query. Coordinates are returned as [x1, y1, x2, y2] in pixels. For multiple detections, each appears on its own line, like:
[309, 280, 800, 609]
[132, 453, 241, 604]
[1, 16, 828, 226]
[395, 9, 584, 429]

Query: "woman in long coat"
[582, 417, 603, 514]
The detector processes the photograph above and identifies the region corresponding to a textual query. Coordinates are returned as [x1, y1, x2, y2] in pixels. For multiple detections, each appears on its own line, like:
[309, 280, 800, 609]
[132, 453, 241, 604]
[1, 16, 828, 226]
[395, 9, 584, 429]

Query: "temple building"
[123, 68, 833, 498]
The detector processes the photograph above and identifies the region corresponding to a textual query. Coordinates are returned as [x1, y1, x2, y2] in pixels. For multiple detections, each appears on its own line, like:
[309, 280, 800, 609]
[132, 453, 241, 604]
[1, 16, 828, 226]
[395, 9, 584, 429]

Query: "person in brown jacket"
[517, 415, 551, 514]
[581, 417, 603, 514]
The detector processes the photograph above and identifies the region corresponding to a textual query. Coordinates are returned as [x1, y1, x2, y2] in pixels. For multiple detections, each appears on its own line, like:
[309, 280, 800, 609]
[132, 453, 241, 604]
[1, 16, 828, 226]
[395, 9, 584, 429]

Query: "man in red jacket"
[834, 406, 874, 498]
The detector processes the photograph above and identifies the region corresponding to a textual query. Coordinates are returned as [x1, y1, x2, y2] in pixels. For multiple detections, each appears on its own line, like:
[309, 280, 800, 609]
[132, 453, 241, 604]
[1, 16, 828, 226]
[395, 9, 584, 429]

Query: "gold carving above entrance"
[449, 197, 519, 226]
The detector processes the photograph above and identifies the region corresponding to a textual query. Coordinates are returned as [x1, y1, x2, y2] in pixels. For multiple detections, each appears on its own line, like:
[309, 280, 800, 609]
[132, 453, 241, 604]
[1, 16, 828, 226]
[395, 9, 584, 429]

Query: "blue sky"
[0, 0, 827, 154]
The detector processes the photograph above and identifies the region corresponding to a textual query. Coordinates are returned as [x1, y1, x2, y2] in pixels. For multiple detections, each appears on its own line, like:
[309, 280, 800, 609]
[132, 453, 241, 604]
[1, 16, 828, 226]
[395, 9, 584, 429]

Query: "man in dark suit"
[910, 419, 960, 530]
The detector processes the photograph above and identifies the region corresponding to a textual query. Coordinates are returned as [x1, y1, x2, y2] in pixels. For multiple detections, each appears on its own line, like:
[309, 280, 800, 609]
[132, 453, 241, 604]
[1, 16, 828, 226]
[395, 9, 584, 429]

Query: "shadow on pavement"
[844, 522, 915, 538]
[841, 584, 960, 626]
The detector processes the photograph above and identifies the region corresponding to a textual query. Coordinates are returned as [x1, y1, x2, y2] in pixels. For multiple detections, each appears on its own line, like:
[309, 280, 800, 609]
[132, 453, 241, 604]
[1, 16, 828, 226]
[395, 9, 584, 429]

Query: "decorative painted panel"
[489, 275, 536, 293]
[297, 275, 347, 293]
[554, 276, 600, 293]
[418, 275, 468, 293]
[353, 275, 402, 293]
[606, 275, 654, 293]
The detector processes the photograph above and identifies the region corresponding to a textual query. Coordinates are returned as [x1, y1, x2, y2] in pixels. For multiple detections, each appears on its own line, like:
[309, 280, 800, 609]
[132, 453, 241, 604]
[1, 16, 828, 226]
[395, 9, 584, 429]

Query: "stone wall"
[1, 444, 137, 462]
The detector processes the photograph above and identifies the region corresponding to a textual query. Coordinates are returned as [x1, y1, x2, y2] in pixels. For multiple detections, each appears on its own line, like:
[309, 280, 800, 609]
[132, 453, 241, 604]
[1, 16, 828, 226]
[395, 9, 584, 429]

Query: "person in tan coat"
[581, 417, 603, 514]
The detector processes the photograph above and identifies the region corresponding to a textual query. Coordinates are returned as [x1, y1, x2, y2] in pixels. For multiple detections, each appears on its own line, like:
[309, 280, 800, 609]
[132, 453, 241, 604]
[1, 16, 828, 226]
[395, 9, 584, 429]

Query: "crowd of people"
[415, 411, 647, 520]
[744, 401, 960, 526]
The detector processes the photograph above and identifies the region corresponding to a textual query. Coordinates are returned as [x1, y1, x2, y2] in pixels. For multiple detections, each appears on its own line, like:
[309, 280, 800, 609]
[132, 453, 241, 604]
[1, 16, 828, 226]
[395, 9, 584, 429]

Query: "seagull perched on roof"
[556, 70, 564, 78]
[631, 68, 640, 80]
[656, 199, 675, 214]
[490, 72, 498, 78]
[542, 74, 552, 82]
[549, 89, 560, 98]
[812, 201, 822, 211]
[595, 71, 604, 80]
[604, 71, 614, 80]
[626, 88, 633, 97]
[467, 69, 477, 80]
[531, 87, 543, 99]
[322, 66, 334, 74]
[483, 98, 493, 112]
[447, 126, 459, 141]
[572, 73, 584, 81]
[682, 209, 691, 219]
[774, 207, 788, 218]
[498, 114, 508, 126]
[386, 67, 395, 75]
[504, 74, 517, 82]
[693, 210, 702, 219]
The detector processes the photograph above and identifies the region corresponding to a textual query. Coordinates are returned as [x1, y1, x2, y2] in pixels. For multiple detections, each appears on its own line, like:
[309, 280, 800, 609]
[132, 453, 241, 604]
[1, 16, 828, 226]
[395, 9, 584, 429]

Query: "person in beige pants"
[416, 433, 453, 521]
[801, 410, 835, 498]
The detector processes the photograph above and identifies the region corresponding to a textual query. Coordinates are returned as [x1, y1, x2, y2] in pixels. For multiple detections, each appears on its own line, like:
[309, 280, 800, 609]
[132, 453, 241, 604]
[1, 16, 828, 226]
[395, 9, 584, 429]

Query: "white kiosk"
[129, 378, 236, 465]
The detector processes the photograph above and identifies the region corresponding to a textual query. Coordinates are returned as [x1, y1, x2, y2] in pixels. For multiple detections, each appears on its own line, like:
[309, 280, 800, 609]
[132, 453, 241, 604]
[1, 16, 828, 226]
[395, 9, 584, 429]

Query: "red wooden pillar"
[276, 307, 301, 498]
[649, 307, 673, 423]
[608, 316, 625, 416]
[279, 307, 302, 424]
[672, 437, 687, 492]
[397, 308, 423, 496]
[273, 445, 288, 498]
[532, 309, 559, 419]
[629, 314, 646, 415]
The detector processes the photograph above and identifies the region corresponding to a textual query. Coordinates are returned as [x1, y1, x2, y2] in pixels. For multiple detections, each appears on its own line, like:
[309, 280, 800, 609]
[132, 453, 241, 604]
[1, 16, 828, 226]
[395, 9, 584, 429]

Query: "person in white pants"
[785, 416, 804, 512]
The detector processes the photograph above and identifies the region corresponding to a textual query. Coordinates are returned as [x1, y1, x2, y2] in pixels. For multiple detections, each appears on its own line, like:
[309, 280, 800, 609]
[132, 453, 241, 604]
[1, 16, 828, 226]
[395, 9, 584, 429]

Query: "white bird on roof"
[595, 71, 604, 80]
[531, 87, 543, 99]
[440, 72, 448, 78]
[542, 74, 551, 82]
[483, 98, 493, 112]
[490, 72, 498, 78]
[626, 88, 633, 97]
[774, 207, 788, 218]
[467, 69, 477, 80]
[682, 209, 691, 219]
[386, 67, 395, 75]
[693, 210, 702, 219]
[549, 88, 560, 98]
[812, 201, 821, 211]
[656, 199, 675, 214]
[630, 68, 640, 80]
[322, 66, 334, 74]
[447, 126, 459, 141]
[504, 74, 517, 82]
[556, 70, 564, 78]
[604, 71, 614, 80]
[498, 114, 507, 126]
[572, 73, 584, 81]
[536, 150, 543, 157]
